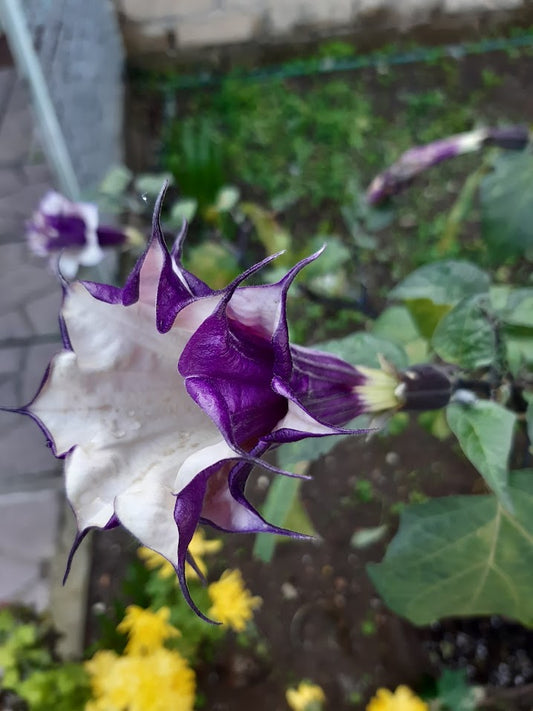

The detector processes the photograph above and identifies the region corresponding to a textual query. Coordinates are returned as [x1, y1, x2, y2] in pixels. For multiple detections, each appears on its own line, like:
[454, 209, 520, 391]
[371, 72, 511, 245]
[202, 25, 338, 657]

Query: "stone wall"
[115, 0, 531, 58]
[21, 0, 124, 190]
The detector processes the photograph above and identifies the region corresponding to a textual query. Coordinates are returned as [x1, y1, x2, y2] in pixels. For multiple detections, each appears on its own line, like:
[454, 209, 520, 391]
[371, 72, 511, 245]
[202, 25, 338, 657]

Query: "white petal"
[273, 397, 338, 436]
[115, 477, 180, 566]
[174, 439, 236, 494]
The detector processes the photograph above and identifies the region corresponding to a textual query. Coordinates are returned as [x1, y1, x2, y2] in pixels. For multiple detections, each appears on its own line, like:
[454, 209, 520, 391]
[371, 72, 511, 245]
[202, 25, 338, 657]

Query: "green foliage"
[0, 608, 89, 711]
[435, 669, 481, 711]
[253, 476, 317, 563]
[447, 401, 516, 508]
[432, 294, 496, 369]
[164, 117, 225, 209]
[480, 151, 533, 260]
[368, 470, 533, 626]
[316, 331, 408, 369]
[17, 664, 90, 711]
[389, 261, 490, 305]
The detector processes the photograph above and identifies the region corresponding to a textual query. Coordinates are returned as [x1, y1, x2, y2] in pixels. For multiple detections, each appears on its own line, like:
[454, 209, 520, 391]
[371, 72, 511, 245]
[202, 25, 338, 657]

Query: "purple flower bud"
[366, 126, 530, 205]
[18, 187, 437, 619]
[27, 192, 133, 277]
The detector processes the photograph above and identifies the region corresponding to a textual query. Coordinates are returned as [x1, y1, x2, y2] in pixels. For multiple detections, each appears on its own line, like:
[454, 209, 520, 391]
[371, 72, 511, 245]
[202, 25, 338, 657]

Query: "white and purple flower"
[19, 188, 449, 617]
[366, 125, 530, 205]
[27, 191, 137, 278]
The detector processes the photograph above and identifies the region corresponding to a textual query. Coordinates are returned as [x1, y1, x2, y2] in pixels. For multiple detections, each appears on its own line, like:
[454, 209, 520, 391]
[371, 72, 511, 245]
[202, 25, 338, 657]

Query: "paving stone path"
[0, 64, 65, 612]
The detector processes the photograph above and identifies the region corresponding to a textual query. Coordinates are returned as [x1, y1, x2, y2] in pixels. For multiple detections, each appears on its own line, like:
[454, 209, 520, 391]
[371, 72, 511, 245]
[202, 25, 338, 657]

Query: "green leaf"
[134, 172, 174, 198]
[240, 202, 291, 258]
[316, 331, 408, 369]
[167, 198, 198, 227]
[253, 477, 302, 563]
[499, 288, 533, 328]
[480, 152, 533, 259]
[438, 165, 486, 255]
[98, 164, 132, 197]
[432, 295, 496, 369]
[446, 401, 516, 508]
[390, 261, 490, 305]
[368, 470, 533, 626]
[504, 328, 533, 375]
[436, 669, 480, 711]
[405, 299, 451, 340]
[184, 241, 240, 289]
[215, 185, 240, 212]
[372, 306, 428, 364]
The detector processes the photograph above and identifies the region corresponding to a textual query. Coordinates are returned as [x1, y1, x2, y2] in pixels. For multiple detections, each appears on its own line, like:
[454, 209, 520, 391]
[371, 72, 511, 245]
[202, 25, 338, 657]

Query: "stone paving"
[0, 64, 65, 612]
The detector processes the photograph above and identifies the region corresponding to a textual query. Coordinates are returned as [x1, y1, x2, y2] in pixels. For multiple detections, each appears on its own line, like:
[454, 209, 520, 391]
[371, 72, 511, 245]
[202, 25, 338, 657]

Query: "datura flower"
[19, 187, 450, 619]
[27, 191, 141, 277]
[366, 685, 428, 711]
[366, 125, 529, 204]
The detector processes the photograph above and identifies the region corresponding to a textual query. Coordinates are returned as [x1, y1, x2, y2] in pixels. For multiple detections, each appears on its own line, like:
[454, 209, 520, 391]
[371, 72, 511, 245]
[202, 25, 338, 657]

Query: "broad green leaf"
[405, 298, 451, 340]
[372, 306, 428, 364]
[480, 152, 533, 259]
[317, 331, 408, 369]
[446, 401, 515, 508]
[432, 294, 496, 369]
[499, 288, 533, 328]
[368, 470, 533, 626]
[253, 476, 301, 562]
[505, 329, 533, 375]
[390, 261, 490, 305]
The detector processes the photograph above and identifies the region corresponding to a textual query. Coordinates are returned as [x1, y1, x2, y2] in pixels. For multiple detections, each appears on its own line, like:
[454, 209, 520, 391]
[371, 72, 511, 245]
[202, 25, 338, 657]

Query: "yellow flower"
[138, 546, 175, 579]
[85, 647, 195, 711]
[207, 569, 262, 632]
[286, 681, 326, 711]
[138, 531, 222, 581]
[366, 685, 428, 711]
[188, 529, 222, 578]
[117, 605, 180, 655]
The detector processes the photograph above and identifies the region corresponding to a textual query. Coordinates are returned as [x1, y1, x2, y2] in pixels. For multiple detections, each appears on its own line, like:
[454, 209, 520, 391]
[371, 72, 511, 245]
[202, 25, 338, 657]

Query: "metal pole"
[0, 0, 81, 199]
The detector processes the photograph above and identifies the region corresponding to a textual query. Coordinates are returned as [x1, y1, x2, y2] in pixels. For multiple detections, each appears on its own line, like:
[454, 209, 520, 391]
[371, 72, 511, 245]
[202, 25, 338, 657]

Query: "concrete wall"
[22, 0, 124, 190]
[115, 0, 529, 57]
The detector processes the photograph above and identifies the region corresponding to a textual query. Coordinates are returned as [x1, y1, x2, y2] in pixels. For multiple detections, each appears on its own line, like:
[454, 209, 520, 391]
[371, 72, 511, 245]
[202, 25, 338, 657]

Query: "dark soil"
[86, 422, 533, 710]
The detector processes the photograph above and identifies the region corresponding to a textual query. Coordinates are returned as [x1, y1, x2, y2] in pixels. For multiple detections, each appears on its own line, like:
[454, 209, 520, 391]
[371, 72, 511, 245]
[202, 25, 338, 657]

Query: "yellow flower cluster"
[286, 681, 326, 711]
[117, 605, 180, 655]
[85, 606, 195, 711]
[366, 685, 428, 711]
[207, 569, 262, 632]
[138, 530, 222, 581]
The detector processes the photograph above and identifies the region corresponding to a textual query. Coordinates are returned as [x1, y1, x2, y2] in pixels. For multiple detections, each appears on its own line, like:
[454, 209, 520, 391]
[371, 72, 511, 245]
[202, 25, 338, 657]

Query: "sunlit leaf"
[368, 470, 533, 626]
[447, 400, 515, 508]
[317, 331, 408, 369]
[390, 261, 490, 305]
